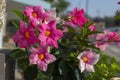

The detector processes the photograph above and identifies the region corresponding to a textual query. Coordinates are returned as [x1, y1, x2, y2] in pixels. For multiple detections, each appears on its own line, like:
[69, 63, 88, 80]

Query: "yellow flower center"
[25, 31, 30, 38]
[82, 56, 88, 63]
[45, 30, 51, 37]
[32, 12, 37, 18]
[38, 54, 44, 60]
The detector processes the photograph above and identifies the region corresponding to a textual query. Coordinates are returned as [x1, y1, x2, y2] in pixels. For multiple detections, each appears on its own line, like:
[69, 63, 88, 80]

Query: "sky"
[13, 0, 120, 18]
[70, 0, 120, 18]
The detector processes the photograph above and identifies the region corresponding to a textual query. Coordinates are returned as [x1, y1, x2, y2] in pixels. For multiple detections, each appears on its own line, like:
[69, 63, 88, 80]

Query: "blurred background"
[5, 0, 120, 59]
[1, 0, 120, 80]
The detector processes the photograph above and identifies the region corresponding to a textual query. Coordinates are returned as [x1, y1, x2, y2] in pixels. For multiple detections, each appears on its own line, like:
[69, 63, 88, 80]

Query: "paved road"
[105, 44, 120, 61]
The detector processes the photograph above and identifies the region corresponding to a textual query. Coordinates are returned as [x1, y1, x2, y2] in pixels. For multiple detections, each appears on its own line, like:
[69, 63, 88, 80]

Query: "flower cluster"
[95, 30, 120, 51]
[12, 5, 120, 79]
[13, 5, 63, 71]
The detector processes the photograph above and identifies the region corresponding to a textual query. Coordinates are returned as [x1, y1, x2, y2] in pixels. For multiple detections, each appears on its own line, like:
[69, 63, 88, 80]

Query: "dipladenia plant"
[10, 5, 120, 80]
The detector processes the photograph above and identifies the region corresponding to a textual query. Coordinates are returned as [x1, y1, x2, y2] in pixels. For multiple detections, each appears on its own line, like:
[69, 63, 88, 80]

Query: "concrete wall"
[0, 0, 6, 48]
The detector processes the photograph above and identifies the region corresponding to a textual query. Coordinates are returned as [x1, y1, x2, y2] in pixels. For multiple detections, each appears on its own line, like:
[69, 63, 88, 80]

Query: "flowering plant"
[10, 5, 120, 80]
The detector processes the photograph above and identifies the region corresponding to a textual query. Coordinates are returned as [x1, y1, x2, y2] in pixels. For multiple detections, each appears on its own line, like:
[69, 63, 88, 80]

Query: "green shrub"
[84, 54, 120, 80]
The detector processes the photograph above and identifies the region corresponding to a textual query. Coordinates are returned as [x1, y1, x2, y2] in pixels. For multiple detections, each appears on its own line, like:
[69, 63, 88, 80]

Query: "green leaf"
[37, 70, 48, 80]
[84, 31, 102, 38]
[84, 21, 93, 28]
[59, 60, 77, 80]
[68, 26, 75, 34]
[13, 10, 24, 19]
[42, 63, 54, 76]
[115, 15, 120, 19]
[10, 49, 27, 59]
[17, 57, 29, 70]
[24, 66, 38, 80]
[52, 58, 62, 80]
[11, 20, 20, 29]
[75, 69, 84, 80]
[81, 21, 94, 37]
[13, 10, 28, 22]
[36, 63, 54, 80]
[88, 44, 100, 51]
[78, 39, 88, 46]
[82, 27, 87, 37]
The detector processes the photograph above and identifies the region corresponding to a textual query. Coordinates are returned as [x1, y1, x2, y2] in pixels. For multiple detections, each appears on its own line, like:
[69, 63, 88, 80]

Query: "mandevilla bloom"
[105, 30, 120, 43]
[95, 42, 109, 51]
[42, 8, 58, 24]
[68, 7, 86, 28]
[24, 6, 44, 27]
[13, 21, 38, 48]
[96, 30, 120, 50]
[38, 20, 63, 48]
[88, 24, 96, 37]
[89, 25, 96, 31]
[96, 31, 109, 51]
[29, 46, 56, 71]
[77, 50, 99, 72]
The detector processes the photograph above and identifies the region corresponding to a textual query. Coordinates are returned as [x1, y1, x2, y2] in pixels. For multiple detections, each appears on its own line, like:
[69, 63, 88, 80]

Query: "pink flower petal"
[30, 47, 39, 54]
[37, 61, 47, 71]
[29, 53, 39, 64]
[52, 30, 63, 41]
[80, 59, 85, 72]
[19, 21, 27, 33]
[86, 64, 95, 72]
[45, 53, 56, 64]
[38, 23, 48, 32]
[39, 34, 47, 46]
[48, 20, 56, 30]
[18, 39, 28, 48]
[47, 38, 58, 48]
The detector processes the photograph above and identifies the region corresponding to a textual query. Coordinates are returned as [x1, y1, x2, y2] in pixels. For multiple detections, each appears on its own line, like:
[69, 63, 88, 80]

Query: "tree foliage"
[114, 10, 120, 26]
[44, 0, 70, 14]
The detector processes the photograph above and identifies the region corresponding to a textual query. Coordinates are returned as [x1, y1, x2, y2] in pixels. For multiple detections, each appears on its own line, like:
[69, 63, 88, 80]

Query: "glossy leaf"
[37, 70, 49, 80]
[11, 20, 20, 29]
[84, 21, 93, 28]
[59, 60, 77, 80]
[10, 49, 27, 59]
[24, 66, 38, 80]
[17, 57, 29, 70]
[13, 10, 28, 22]
[13, 10, 24, 19]
[42, 63, 54, 76]
[68, 26, 75, 34]
[84, 31, 102, 38]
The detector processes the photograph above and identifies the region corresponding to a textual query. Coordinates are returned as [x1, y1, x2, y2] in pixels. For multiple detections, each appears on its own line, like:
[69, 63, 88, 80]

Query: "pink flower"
[95, 30, 110, 51]
[42, 8, 58, 23]
[95, 30, 120, 50]
[29, 46, 56, 71]
[77, 50, 99, 72]
[103, 30, 120, 45]
[96, 33, 106, 41]
[88, 24, 96, 37]
[89, 25, 96, 31]
[95, 42, 109, 51]
[38, 20, 63, 48]
[13, 21, 38, 48]
[105, 31, 119, 42]
[68, 7, 87, 28]
[24, 6, 44, 27]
